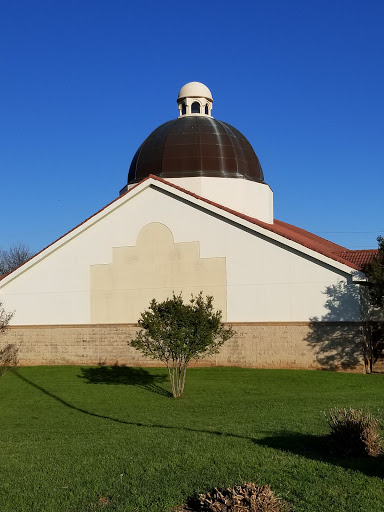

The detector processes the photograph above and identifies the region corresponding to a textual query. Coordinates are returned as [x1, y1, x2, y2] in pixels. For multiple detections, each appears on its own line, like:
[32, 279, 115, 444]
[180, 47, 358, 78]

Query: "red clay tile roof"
[0, 174, 377, 280]
[335, 249, 379, 268]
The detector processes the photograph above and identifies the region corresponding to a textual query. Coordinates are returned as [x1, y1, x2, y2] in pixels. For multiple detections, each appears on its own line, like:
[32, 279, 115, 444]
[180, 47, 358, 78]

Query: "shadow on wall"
[79, 364, 173, 397]
[305, 281, 363, 371]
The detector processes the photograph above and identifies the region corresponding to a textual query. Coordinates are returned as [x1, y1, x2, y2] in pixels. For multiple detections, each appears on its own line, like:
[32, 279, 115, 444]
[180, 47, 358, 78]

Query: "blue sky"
[1, 0, 383, 254]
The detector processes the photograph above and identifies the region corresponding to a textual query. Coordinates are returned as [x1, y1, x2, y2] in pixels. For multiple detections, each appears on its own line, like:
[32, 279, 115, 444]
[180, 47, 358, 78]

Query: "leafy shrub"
[328, 408, 383, 457]
[177, 483, 289, 511]
[131, 292, 234, 398]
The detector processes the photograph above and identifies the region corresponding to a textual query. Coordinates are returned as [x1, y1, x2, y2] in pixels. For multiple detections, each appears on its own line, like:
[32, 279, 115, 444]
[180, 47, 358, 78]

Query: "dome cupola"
[177, 81, 213, 117]
[120, 83, 273, 223]
[123, 117, 264, 186]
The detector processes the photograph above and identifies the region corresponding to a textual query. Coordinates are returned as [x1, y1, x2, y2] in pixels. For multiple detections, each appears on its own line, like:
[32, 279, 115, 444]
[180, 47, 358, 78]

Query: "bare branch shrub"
[0, 301, 14, 335]
[327, 407, 383, 457]
[0, 301, 17, 376]
[0, 344, 19, 377]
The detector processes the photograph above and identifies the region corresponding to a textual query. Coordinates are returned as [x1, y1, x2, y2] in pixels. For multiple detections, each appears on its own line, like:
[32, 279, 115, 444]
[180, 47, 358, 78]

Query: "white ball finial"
[177, 82, 213, 118]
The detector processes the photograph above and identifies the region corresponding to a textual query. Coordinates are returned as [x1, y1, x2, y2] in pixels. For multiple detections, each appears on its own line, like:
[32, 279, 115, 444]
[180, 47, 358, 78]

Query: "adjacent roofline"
[0, 174, 370, 286]
[335, 249, 379, 268]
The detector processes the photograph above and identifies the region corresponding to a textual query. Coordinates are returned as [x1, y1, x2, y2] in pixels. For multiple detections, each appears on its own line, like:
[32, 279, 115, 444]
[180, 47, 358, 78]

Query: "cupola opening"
[191, 101, 200, 114]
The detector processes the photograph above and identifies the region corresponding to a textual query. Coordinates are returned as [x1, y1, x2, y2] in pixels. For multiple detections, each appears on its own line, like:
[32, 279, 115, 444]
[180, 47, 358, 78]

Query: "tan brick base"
[0, 322, 368, 371]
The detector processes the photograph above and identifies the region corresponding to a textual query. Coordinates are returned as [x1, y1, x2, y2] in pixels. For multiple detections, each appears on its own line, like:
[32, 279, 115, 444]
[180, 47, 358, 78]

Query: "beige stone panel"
[1, 322, 372, 372]
[90, 223, 227, 323]
[90, 265, 112, 290]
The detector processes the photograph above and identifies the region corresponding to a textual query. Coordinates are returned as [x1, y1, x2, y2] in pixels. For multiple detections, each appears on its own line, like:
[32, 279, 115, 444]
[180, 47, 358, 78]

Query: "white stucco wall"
[145, 176, 273, 223]
[0, 181, 360, 325]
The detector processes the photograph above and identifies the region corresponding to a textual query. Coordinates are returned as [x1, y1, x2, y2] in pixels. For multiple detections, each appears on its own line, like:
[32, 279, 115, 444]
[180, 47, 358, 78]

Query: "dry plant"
[176, 482, 290, 512]
[328, 407, 383, 457]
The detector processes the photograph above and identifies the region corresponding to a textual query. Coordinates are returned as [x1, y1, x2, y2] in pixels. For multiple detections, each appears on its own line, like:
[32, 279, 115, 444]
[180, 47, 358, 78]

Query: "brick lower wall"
[0, 322, 367, 371]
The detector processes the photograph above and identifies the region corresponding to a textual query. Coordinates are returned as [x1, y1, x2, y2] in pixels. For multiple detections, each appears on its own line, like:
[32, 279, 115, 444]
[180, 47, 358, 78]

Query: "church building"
[0, 82, 377, 369]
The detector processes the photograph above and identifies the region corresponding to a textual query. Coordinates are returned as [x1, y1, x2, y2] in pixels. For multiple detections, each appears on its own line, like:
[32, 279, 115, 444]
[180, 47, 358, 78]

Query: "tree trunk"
[166, 360, 188, 398]
[167, 364, 176, 397]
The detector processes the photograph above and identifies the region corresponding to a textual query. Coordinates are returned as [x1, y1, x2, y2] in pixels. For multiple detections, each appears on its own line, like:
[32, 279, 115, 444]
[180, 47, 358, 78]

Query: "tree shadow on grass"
[12, 370, 252, 440]
[79, 364, 172, 397]
[11, 373, 384, 480]
[257, 431, 384, 479]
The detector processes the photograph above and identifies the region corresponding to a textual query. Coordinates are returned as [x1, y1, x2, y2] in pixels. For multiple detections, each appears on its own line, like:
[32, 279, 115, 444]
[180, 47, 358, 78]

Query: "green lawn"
[0, 366, 383, 511]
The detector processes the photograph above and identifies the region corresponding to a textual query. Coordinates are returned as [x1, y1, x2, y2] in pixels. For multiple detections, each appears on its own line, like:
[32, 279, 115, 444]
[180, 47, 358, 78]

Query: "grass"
[0, 366, 383, 511]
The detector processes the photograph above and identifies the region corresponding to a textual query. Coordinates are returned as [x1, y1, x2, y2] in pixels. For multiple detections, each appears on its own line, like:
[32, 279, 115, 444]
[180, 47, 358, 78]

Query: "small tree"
[0, 301, 17, 377]
[361, 236, 384, 373]
[365, 236, 384, 309]
[130, 292, 234, 398]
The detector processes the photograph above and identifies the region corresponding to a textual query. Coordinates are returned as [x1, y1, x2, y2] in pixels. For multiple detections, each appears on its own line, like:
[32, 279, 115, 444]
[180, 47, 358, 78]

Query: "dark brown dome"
[122, 117, 264, 189]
